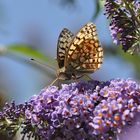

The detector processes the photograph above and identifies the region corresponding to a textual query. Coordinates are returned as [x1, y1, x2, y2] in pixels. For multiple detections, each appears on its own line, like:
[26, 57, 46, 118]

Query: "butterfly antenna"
[30, 58, 56, 72]
[49, 77, 59, 86]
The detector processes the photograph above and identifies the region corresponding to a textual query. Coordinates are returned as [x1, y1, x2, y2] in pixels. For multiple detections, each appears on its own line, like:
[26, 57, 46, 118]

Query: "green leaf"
[118, 49, 140, 78]
[105, 45, 140, 78]
[6, 43, 56, 69]
[92, 0, 104, 20]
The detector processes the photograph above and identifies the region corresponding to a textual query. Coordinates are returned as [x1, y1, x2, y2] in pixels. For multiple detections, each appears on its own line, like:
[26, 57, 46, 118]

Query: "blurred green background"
[0, 0, 138, 104]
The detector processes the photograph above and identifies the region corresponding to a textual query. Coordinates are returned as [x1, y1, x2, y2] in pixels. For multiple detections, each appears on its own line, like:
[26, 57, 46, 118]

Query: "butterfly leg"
[49, 78, 59, 86]
[72, 74, 79, 83]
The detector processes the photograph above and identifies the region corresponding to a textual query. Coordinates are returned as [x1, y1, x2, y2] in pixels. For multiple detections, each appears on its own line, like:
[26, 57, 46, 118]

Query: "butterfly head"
[57, 67, 84, 80]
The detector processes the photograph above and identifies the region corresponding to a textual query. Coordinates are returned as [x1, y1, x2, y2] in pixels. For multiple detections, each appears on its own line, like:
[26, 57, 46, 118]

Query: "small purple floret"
[104, 0, 140, 53]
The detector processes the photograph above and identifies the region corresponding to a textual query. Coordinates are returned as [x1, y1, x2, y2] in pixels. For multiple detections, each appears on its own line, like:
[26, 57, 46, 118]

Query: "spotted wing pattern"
[65, 22, 103, 73]
[57, 28, 74, 68]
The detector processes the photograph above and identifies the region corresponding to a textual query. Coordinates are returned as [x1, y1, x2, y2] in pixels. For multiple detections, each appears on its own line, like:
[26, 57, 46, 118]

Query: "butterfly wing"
[57, 28, 74, 68]
[65, 22, 103, 73]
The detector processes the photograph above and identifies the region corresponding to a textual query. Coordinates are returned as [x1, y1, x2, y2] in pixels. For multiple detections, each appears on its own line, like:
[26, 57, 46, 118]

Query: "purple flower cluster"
[104, 0, 140, 54]
[0, 79, 140, 140]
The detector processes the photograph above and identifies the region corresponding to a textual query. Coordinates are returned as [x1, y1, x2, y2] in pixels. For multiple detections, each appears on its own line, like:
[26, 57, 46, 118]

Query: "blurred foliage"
[0, 92, 6, 108]
[0, 44, 57, 70]
[7, 44, 54, 64]
[119, 49, 140, 79]
[50, 0, 77, 9]
[105, 45, 140, 79]
[92, 0, 104, 20]
[52, 0, 103, 19]
[57, 0, 76, 7]
[0, 134, 10, 140]
[0, 91, 11, 140]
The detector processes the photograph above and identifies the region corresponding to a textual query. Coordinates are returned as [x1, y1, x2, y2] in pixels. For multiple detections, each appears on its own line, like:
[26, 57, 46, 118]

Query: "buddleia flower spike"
[104, 0, 140, 54]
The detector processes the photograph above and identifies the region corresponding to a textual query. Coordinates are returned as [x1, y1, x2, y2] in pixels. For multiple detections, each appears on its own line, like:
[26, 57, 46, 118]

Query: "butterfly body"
[57, 66, 84, 80]
[56, 22, 103, 81]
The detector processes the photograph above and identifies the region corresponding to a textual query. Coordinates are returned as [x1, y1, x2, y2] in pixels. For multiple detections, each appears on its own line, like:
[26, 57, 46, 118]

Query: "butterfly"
[51, 22, 103, 85]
